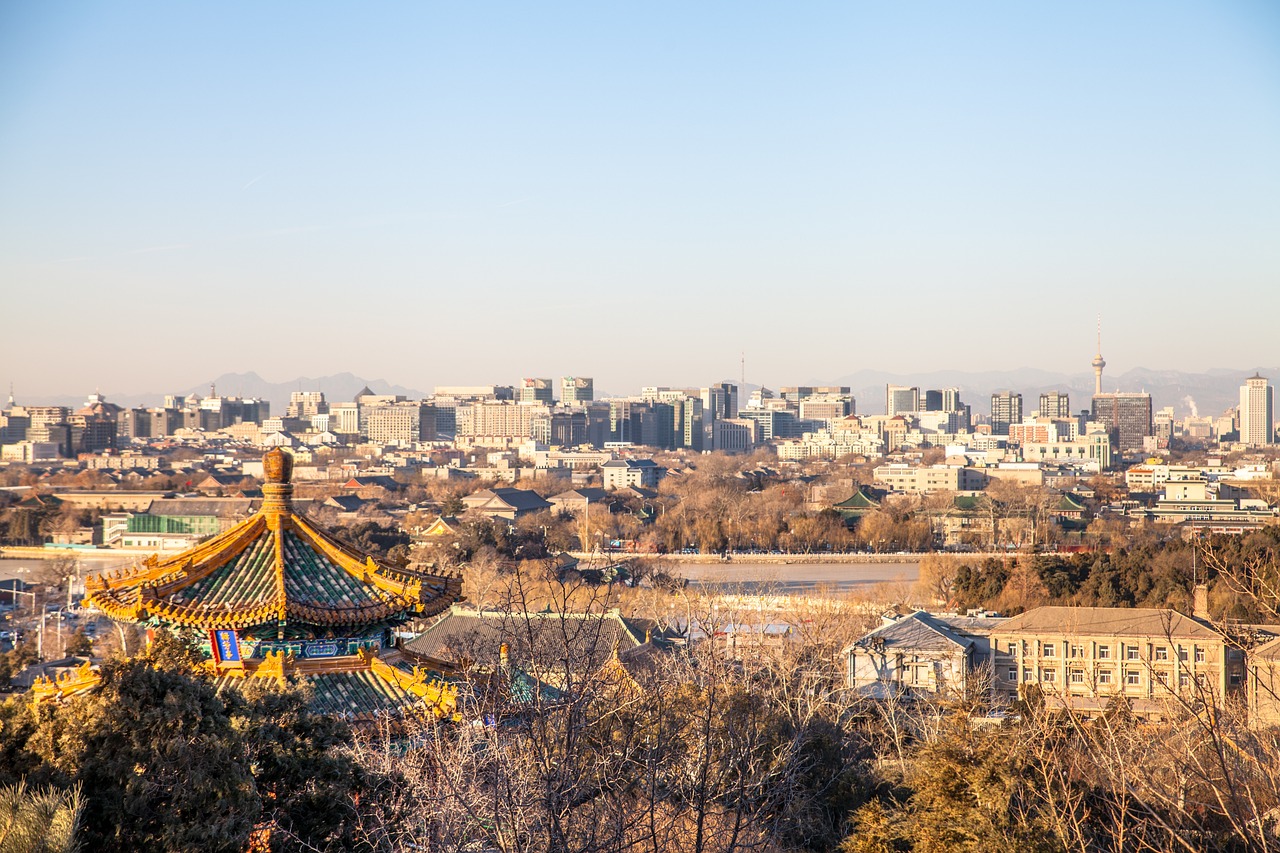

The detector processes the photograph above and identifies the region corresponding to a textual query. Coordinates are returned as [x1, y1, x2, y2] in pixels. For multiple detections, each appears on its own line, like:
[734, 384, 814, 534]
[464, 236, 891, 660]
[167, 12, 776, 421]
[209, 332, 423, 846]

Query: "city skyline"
[3, 3, 1279, 394]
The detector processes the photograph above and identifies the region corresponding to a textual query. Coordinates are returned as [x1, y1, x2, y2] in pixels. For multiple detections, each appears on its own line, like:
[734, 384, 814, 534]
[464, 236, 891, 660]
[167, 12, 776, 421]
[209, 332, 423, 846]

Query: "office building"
[519, 378, 555, 405]
[560, 376, 594, 406]
[886, 385, 919, 417]
[286, 391, 328, 419]
[990, 392, 1023, 436]
[364, 402, 437, 446]
[1092, 392, 1154, 453]
[1239, 374, 1274, 447]
[1039, 391, 1071, 419]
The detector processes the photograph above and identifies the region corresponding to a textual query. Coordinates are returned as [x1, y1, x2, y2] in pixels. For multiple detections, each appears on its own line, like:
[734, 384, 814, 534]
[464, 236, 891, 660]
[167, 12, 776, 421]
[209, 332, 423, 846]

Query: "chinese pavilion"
[74, 448, 464, 720]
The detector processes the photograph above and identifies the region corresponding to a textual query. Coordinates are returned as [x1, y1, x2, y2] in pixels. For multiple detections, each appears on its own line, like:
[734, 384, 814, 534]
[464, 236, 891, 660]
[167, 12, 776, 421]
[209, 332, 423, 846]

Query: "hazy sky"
[2, 2, 1279, 399]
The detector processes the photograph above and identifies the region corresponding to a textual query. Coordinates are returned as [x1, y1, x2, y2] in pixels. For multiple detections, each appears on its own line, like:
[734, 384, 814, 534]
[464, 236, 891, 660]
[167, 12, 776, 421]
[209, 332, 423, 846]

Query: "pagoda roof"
[834, 487, 880, 510]
[85, 449, 461, 632]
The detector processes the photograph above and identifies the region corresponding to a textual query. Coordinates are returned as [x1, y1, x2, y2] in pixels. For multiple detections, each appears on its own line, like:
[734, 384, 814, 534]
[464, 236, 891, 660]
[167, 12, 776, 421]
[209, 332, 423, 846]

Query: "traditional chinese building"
[67, 448, 464, 721]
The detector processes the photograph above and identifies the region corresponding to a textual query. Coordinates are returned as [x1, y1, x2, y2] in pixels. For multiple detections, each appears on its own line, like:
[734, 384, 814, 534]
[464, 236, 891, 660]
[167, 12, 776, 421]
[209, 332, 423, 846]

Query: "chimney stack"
[1193, 584, 1210, 620]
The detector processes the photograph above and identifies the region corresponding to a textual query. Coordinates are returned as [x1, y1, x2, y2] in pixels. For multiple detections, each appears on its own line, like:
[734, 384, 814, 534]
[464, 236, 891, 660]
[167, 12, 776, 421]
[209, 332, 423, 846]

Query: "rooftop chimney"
[1193, 583, 1210, 620]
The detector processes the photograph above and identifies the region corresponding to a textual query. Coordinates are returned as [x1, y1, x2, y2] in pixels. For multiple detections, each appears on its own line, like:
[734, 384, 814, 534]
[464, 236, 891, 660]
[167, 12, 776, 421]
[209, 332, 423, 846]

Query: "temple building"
[56, 448, 464, 721]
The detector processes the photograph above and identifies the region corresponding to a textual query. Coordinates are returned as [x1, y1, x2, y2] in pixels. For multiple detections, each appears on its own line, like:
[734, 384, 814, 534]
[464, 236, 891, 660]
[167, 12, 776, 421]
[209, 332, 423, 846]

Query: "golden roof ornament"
[263, 447, 294, 484]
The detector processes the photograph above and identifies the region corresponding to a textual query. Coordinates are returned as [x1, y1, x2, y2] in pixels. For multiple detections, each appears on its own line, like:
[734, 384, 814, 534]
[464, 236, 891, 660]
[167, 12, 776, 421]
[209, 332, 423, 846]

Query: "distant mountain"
[824, 367, 1280, 418]
[17, 373, 430, 412]
[180, 372, 430, 412]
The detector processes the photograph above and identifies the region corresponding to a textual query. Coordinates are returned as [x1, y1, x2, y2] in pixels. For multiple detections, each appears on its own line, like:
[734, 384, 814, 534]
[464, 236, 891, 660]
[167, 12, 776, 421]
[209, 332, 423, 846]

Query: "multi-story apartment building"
[1239, 374, 1274, 447]
[601, 459, 667, 490]
[459, 401, 550, 448]
[989, 392, 1023, 436]
[364, 402, 437, 446]
[1039, 391, 1071, 418]
[1092, 392, 1153, 452]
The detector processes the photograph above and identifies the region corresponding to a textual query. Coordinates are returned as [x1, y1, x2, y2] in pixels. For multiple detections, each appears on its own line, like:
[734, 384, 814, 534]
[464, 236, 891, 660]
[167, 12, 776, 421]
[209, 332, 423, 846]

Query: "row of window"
[1012, 667, 1200, 688]
[1008, 639, 1207, 663]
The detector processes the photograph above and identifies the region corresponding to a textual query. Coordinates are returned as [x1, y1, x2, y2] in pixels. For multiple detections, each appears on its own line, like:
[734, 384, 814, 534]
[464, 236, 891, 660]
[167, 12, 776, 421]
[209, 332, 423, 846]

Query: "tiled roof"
[850, 611, 976, 654]
[85, 450, 461, 632]
[997, 606, 1221, 640]
[403, 605, 643, 671]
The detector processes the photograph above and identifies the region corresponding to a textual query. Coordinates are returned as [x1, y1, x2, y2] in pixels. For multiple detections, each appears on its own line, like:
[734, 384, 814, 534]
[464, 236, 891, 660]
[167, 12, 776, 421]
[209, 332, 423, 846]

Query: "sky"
[2, 2, 1279, 399]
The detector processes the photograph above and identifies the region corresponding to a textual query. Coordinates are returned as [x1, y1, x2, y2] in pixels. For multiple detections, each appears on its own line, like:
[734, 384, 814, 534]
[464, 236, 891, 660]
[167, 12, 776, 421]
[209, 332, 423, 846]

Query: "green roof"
[834, 488, 880, 509]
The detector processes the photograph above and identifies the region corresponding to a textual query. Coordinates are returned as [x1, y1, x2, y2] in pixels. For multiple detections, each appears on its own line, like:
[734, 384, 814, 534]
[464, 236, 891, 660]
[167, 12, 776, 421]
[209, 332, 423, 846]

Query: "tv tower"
[1091, 316, 1106, 396]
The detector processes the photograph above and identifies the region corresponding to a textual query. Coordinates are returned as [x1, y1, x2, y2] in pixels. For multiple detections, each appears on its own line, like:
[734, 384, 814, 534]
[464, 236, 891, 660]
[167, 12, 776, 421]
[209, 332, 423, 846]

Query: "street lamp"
[55, 606, 75, 658]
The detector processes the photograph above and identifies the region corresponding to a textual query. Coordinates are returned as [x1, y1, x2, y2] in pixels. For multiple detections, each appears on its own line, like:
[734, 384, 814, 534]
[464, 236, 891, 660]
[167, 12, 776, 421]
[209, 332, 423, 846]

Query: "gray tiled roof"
[852, 611, 976, 653]
[403, 605, 644, 671]
[997, 606, 1220, 640]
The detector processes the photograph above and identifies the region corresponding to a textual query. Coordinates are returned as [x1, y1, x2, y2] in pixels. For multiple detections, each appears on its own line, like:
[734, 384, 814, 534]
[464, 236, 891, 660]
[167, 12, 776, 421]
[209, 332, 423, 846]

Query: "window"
[1097, 645, 1110, 659]
[1070, 669, 1085, 684]
[1043, 643, 1056, 658]
[1156, 671, 1169, 686]
[1178, 646, 1188, 661]
[1125, 645, 1140, 661]
[1070, 644, 1084, 659]
[1125, 670, 1141, 686]
[1097, 669, 1113, 685]
[1154, 647, 1169, 661]
[1041, 668, 1056, 683]
[1023, 669, 1032, 682]
[1195, 647, 1206, 663]
[1021, 640, 1029, 655]
[1179, 673, 1190, 688]
[1230, 672, 1243, 686]
[1007, 667, 1019, 682]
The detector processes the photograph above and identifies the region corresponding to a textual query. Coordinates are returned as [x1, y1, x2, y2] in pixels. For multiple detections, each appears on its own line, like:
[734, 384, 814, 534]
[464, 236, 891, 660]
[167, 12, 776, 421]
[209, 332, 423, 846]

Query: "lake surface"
[675, 561, 920, 594]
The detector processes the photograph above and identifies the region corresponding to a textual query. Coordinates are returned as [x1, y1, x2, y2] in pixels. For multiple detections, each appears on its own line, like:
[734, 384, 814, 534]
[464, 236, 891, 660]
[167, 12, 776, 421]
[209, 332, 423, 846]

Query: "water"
[674, 561, 920, 594]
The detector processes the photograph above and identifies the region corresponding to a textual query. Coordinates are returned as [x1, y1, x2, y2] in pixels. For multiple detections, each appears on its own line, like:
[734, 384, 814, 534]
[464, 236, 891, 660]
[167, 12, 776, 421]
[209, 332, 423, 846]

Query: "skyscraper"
[886, 385, 919, 417]
[519, 378, 555, 404]
[560, 376, 594, 406]
[1092, 392, 1153, 452]
[1239, 374, 1274, 447]
[1039, 391, 1071, 418]
[990, 392, 1023, 436]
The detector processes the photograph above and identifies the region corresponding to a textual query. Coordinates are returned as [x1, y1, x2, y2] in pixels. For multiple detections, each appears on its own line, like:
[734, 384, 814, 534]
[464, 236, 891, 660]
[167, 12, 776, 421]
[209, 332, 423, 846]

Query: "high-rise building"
[923, 390, 943, 411]
[1039, 391, 1071, 419]
[886, 385, 919, 417]
[1092, 392, 1153, 452]
[989, 392, 1023, 436]
[330, 402, 361, 437]
[286, 391, 328, 419]
[519, 378, 555, 405]
[364, 402, 436, 446]
[560, 377, 594, 406]
[1239, 374, 1274, 447]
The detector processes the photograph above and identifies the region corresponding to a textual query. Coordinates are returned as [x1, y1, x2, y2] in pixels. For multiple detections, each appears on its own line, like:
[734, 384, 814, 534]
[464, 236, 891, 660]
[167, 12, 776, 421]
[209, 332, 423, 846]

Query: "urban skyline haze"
[2, 2, 1278, 395]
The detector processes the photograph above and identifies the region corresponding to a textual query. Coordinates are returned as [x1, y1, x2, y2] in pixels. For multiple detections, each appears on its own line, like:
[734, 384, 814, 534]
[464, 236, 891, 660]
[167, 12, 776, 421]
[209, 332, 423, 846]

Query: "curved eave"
[84, 507, 462, 632]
